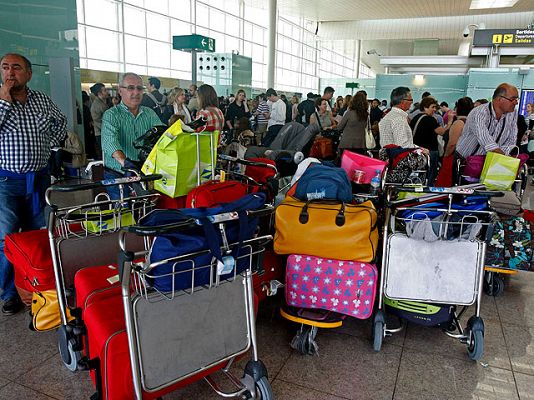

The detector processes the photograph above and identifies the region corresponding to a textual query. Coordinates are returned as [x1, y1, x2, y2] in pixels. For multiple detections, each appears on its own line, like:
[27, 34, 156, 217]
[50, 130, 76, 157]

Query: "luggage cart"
[373, 185, 498, 361]
[117, 207, 275, 399]
[45, 174, 160, 372]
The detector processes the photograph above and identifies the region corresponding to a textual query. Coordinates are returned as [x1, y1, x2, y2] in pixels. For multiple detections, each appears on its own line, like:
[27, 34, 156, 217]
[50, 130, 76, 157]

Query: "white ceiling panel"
[273, 0, 534, 22]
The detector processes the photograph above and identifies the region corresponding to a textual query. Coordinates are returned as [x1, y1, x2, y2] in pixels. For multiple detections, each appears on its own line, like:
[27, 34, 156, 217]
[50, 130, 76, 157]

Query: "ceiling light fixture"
[470, 0, 519, 10]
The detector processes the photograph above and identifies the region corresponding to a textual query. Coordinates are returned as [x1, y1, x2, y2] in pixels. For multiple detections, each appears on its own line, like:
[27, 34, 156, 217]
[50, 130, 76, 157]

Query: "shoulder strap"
[412, 114, 427, 137]
[314, 111, 323, 129]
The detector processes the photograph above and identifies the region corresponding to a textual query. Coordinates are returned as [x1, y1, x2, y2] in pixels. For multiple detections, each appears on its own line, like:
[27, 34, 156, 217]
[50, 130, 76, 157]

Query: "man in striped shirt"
[0, 53, 67, 315]
[456, 83, 518, 158]
[101, 72, 161, 199]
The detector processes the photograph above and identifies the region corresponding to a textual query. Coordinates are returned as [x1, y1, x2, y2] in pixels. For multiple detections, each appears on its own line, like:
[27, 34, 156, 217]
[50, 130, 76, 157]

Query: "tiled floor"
[1, 272, 534, 400]
[1, 183, 533, 399]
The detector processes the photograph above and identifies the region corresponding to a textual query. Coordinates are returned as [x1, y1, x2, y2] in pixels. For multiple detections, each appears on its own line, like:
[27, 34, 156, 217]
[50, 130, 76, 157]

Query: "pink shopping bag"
[340, 150, 387, 184]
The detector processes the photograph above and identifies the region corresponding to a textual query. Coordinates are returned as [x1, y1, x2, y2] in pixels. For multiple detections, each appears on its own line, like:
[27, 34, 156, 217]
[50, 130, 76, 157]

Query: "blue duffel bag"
[294, 164, 352, 202]
[141, 192, 266, 292]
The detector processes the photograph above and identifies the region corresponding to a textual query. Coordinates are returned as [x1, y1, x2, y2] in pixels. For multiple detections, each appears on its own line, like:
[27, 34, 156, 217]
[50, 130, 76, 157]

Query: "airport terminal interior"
[1, 0, 534, 399]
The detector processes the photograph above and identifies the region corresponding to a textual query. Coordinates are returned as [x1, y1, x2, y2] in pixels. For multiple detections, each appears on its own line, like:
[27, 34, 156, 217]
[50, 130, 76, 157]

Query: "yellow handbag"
[274, 197, 378, 261]
[31, 290, 72, 332]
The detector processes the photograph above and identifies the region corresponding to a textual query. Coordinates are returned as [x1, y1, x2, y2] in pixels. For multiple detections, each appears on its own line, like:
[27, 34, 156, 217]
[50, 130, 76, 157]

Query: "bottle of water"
[370, 169, 381, 196]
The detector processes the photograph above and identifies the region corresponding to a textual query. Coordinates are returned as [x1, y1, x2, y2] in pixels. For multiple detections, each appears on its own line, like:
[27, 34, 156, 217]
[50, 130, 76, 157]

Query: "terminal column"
[267, 0, 277, 88]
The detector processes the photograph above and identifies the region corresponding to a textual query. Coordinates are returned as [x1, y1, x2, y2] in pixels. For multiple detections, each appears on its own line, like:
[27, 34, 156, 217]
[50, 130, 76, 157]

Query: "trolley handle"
[48, 173, 162, 193]
[125, 205, 274, 236]
[218, 154, 279, 177]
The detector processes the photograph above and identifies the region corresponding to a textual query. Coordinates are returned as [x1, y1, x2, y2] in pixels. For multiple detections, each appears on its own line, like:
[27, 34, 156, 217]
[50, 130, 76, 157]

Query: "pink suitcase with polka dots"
[285, 254, 378, 319]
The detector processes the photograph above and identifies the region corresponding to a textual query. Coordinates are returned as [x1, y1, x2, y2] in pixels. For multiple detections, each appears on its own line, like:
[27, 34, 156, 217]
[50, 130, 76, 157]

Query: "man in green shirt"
[101, 72, 161, 199]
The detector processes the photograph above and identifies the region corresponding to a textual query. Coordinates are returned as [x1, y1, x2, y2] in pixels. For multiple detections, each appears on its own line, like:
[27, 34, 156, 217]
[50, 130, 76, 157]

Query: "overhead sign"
[345, 82, 360, 89]
[172, 34, 215, 52]
[473, 29, 534, 47]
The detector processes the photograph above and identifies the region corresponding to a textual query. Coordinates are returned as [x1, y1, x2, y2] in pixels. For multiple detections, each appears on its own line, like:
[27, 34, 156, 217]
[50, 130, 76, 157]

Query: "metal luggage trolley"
[372, 185, 499, 361]
[46, 174, 160, 372]
[118, 206, 275, 399]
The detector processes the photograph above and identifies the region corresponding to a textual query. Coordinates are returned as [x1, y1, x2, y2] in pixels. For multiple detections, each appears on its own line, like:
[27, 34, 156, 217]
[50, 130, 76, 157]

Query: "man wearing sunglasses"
[101, 72, 161, 199]
[456, 83, 519, 158]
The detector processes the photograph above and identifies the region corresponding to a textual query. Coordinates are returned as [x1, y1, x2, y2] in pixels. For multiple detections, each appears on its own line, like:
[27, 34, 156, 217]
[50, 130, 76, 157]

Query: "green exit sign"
[345, 82, 359, 89]
[173, 34, 215, 52]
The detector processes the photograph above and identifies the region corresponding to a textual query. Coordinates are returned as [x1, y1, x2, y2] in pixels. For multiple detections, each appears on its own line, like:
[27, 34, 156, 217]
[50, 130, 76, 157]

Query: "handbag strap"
[314, 111, 323, 130]
[412, 114, 428, 138]
[472, 103, 506, 155]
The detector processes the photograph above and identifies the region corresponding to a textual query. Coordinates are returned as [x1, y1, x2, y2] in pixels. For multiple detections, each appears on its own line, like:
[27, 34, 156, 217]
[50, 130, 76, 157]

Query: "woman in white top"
[167, 87, 192, 124]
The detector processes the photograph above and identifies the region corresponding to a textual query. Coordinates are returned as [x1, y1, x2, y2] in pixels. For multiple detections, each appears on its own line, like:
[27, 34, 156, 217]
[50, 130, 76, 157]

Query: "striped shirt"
[379, 107, 415, 148]
[0, 89, 67, 173]
[256, 100, 269, 125]
[456, 102, 517, 158]
[101, 102, 161, 172]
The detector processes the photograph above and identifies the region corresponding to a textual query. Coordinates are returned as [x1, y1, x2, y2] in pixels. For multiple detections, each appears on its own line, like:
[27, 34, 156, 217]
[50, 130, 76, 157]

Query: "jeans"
[103, 170, 136, 201]
[0, 175, 49, 301]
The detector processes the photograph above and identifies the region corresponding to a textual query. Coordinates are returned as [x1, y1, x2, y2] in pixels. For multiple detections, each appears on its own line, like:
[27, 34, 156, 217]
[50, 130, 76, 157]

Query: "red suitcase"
[74, 264, 121, 310]
[186, 179, 249, 208]
[4, 229, 55, 304]
[83, 287, 259, 399]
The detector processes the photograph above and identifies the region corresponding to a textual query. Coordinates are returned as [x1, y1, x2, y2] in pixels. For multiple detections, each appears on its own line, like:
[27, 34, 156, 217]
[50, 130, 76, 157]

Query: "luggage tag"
[217, 255, 235, 276]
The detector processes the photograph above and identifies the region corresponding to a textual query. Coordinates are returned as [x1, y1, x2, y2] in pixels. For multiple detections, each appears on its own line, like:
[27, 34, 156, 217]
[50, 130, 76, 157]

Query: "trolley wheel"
[372, 311, 385, 352]
[253, 377, 274, 400]
[467, 329, 484, 361]
[484, 274, 505, 297]
[290, 325, 318, 356]
[58, 325, 81, 372]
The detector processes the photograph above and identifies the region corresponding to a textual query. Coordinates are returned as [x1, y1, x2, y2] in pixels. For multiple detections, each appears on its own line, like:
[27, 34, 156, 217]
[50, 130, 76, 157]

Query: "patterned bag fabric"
[485, 220, 505, 268]
[503, 216, 532, 271]
[379, 147, 427, 184]
[285, 254, 378, 319]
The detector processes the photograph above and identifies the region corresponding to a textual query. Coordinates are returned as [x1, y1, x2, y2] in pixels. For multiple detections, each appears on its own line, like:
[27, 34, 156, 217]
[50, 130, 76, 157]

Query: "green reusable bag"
[142, 120, 218, 197]
[480, 151, 520, 191]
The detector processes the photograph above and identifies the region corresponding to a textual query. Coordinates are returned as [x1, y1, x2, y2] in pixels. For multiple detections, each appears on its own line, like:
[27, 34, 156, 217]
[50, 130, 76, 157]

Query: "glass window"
[169, 0, 190, 22]
[79, 58, 88, 69]
[225, 36, 240, 54]
[148, 67, 171, 78]
[87, 59, 121, 72]
[124, 34, 147, 65]
[123, 5, 146, 37]
[125, 63, 148, 75]
[150, 0, 168, 15]
[171, 49, 192, 72]
[243, 41, 252, 58]
[147, 40, 170, 69]
[78, 25, 86, 58]
[86, 26, 120, 61]
[84, 0, 118, 31]
[124, 0, 144, 7]
[245, 6, 267, 27]
[209, 9, 225, 33]
[170, 69, 192, 80]
[146, 12, 169, 42]
[196, 3, 210, 28]
[252, 45, 264, 63]
[209, 31, 225, 53]
[226, 14, 240, 37]
[252, 25, 265, 45]
[244, 22, 253, 40]
[170, 18, 191, 37]
[77, 0, 85, 24]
